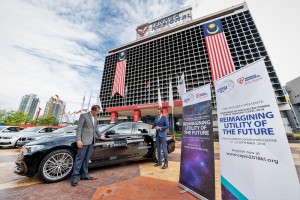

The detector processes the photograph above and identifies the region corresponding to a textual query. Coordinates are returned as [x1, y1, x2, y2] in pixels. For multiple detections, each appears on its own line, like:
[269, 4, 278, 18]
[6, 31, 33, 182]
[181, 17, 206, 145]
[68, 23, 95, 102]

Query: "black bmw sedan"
[14, 122, 175, 183]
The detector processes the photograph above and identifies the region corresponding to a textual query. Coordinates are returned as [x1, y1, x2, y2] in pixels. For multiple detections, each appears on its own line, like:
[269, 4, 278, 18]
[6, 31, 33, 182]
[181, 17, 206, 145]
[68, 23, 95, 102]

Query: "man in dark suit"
[148, 107, 169, 169]
[71, 105, 105, 187]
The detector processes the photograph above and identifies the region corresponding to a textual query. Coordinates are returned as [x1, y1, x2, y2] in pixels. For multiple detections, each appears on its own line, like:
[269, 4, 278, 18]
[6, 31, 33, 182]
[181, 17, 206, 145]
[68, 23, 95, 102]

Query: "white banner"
[215, 59, 300, 200]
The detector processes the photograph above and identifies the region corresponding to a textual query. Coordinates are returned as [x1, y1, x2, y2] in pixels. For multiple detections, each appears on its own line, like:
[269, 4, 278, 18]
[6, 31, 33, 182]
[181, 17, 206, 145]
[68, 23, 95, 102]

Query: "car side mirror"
[105, 130, 116, 136]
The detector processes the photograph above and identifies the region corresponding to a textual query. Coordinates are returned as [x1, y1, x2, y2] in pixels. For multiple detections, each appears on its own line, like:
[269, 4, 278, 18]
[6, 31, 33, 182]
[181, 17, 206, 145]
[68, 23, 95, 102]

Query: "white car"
[0, 126, 56, 148]
[0, 126, 24, 133]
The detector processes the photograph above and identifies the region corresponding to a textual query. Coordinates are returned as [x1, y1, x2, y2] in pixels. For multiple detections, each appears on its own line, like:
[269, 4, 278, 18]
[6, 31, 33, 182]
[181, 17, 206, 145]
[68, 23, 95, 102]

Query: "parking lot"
[0, 142, 299, 200]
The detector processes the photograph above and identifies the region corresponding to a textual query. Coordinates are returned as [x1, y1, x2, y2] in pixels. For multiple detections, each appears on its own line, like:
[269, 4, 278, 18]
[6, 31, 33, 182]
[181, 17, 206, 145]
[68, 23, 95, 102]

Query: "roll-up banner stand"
[215, 59, 300, 200]
[178, 84, 215, 200]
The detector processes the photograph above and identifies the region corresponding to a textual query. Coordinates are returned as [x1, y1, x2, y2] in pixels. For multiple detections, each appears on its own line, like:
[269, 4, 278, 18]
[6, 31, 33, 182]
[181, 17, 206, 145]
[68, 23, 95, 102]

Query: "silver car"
[16, 126, 77, 147]
[0, 126, 56, 148]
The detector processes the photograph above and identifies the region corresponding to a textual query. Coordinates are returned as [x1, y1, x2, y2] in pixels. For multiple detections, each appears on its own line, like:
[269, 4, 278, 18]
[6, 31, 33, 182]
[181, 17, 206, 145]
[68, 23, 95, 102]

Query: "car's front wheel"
[39, 149, 74, 183]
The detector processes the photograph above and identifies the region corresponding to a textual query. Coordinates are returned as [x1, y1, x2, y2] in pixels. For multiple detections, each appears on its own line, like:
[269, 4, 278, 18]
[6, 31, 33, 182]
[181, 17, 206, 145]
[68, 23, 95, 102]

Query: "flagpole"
[72, 111, 76, 124]
[169, 75, 175, 132]
[80, 91, 86, 114]
[87, 90, 92, 111]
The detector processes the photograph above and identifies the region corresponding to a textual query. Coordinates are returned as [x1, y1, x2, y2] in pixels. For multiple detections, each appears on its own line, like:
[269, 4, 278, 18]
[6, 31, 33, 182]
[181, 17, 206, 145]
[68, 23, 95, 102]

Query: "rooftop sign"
[136, 6, 192, 39]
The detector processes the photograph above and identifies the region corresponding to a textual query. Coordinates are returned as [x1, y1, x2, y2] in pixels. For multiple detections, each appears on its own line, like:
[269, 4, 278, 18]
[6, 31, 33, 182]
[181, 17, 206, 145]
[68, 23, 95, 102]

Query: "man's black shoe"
[162, 163, 168, 169]
[80, 176, 98, 180]
[154, 163, 162, 167]
[71, 181, 78, 187]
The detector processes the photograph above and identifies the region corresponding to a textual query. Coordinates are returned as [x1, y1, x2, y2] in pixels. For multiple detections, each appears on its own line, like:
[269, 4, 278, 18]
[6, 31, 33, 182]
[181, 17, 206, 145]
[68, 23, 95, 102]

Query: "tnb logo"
[237, 77, 244, 84]
[237, 74, 262, 85]
[196, 93, 208, 99]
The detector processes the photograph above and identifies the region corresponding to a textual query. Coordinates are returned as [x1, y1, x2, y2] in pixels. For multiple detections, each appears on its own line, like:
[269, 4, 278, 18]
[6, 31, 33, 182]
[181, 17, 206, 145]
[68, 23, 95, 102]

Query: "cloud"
[0, 0, 103, 115]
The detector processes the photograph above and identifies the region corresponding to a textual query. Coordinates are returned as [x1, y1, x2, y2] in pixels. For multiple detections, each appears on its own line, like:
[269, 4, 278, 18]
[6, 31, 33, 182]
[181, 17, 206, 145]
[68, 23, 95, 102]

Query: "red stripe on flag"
[111, 60, 126, 97]
[204, 32, 235, 82]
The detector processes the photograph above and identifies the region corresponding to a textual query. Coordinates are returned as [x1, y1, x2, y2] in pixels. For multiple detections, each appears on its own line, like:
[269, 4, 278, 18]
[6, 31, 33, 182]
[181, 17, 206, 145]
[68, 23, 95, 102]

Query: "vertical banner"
[179, 84, 215, 200]
[215, 59, 300, 200]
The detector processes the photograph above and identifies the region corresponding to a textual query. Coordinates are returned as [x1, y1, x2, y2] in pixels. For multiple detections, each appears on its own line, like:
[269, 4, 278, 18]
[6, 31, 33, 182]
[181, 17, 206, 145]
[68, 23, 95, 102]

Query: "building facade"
[18, 94, 39, 119]
[285, 77, 300, 132]
[99, 3, 291, 131]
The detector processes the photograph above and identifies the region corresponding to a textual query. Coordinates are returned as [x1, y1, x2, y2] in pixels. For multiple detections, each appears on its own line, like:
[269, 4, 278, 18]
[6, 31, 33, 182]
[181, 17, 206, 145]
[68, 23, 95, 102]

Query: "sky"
[0, 0, 299, 118]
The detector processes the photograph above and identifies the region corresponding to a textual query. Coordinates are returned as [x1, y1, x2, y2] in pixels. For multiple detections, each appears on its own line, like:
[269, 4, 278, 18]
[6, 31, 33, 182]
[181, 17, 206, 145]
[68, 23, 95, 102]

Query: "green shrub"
[294, 133, 300, 140]
[173, 131, 182, 138]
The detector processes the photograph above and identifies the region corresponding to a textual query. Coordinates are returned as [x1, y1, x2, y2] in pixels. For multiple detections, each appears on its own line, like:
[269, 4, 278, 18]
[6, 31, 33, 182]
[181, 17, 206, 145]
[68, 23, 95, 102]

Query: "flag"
[96, 94, 103, 113]
[177, 72, 186, 98]
[111, 50, 127, 97]
[283, 87, 290, 101]
[146, 81, 150, 90]
[168, 78, 174, 108]
[157, 78, 162, 107]
[202, 19, 235, 81]
[125, 85, 128, 96]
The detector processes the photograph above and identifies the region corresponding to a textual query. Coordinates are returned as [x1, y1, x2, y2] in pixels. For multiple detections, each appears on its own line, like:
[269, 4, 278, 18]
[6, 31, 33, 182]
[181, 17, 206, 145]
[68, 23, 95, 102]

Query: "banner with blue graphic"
[178, 84, 215, 200]
[215, 59, 300, 200]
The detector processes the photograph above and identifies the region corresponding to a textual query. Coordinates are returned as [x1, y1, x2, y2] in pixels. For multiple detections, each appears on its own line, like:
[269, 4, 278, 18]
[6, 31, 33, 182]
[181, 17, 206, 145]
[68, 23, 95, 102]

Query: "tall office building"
[18, 94, 39, 119]
[285, 77, 300, 132]
[99, 3, 291, 131]
[43, 96, 66, 121]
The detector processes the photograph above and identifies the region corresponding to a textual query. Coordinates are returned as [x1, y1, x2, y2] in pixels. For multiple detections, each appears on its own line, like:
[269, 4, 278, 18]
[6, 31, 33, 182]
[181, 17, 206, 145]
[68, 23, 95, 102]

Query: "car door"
[92, 123, 134, 163]
[131, 123, 154, 157]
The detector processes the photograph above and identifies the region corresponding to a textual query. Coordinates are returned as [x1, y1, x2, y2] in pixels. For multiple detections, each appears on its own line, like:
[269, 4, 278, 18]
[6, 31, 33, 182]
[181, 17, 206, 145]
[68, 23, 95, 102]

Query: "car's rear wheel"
[39, 149, 74, 183]
[152, 146, 165, 163]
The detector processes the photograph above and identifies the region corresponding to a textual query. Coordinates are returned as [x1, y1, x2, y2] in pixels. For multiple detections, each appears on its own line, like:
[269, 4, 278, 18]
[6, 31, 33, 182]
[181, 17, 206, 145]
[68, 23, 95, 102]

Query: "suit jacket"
[76, 112, 101, 145]
[152, 115, 169, 137]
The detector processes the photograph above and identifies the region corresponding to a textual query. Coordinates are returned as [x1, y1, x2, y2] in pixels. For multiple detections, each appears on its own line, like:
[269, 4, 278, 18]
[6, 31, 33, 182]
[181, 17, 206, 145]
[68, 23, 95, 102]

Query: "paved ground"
[0, 142, 299, 200]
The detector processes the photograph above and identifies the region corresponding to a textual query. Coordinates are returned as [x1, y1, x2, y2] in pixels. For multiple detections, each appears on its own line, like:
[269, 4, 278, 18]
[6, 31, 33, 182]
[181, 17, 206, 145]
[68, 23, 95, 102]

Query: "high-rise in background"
[18, 93, 39, 119]
[43, 96, 66, 121]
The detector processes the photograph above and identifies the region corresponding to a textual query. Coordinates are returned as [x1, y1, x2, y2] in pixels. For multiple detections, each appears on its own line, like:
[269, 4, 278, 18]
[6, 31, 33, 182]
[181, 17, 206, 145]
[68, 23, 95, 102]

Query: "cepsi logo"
[184, 93, 194, 103]
[217, 80, 234, 94]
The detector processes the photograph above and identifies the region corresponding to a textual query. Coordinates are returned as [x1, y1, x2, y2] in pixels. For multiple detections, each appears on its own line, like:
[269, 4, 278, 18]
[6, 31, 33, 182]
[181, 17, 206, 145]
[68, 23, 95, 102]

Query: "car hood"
[25, 134, 76, 146]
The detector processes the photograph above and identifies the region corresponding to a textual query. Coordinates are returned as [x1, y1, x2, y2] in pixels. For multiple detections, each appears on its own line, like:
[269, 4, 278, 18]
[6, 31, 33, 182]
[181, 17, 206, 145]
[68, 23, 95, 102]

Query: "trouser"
[156, 136, 168, 164]
[71, 143, 94, 181]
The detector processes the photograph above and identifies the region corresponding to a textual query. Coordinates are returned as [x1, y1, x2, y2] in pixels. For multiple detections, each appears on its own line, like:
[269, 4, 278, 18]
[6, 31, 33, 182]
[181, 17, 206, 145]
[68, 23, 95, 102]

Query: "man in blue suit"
[148, 107, 169, 169]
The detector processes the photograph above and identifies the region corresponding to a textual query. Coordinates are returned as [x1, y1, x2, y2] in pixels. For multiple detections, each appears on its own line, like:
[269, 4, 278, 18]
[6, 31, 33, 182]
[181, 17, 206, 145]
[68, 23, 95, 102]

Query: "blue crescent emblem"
[206, 23, 219, 35]
[119, 52, 126, 61]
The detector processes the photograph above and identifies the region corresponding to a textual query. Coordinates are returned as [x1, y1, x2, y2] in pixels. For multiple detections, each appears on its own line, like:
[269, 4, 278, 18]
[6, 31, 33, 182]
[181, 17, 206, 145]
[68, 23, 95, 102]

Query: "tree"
[3, 111, 31, 125]
[37, 116, 59, 126]
[0, 109, 7, 124]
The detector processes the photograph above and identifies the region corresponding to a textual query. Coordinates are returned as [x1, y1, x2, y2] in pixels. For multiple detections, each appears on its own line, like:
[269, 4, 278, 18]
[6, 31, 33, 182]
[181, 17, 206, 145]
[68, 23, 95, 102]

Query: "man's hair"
[91, 105, 100, 111]
[157, 107, 163, 112]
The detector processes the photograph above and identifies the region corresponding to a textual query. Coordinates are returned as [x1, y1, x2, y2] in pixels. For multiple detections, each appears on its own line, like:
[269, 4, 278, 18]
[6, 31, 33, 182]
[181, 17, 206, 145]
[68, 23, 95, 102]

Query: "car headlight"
[22, 145, 45, 154]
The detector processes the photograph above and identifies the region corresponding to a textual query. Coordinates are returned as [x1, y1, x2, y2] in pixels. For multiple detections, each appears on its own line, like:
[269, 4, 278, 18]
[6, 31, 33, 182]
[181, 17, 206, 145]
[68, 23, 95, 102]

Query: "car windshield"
[20, 127, 43, 132]
[52, 126, 76, 134]
[99, 124, 115, 132]
[0, 127, 6, 131]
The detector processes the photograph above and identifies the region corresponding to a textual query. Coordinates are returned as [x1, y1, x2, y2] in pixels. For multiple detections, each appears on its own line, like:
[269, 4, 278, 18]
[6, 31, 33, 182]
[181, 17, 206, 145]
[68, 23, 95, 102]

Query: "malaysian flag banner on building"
[111, 50, 127, 97]
[202, 19, 235, 81]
